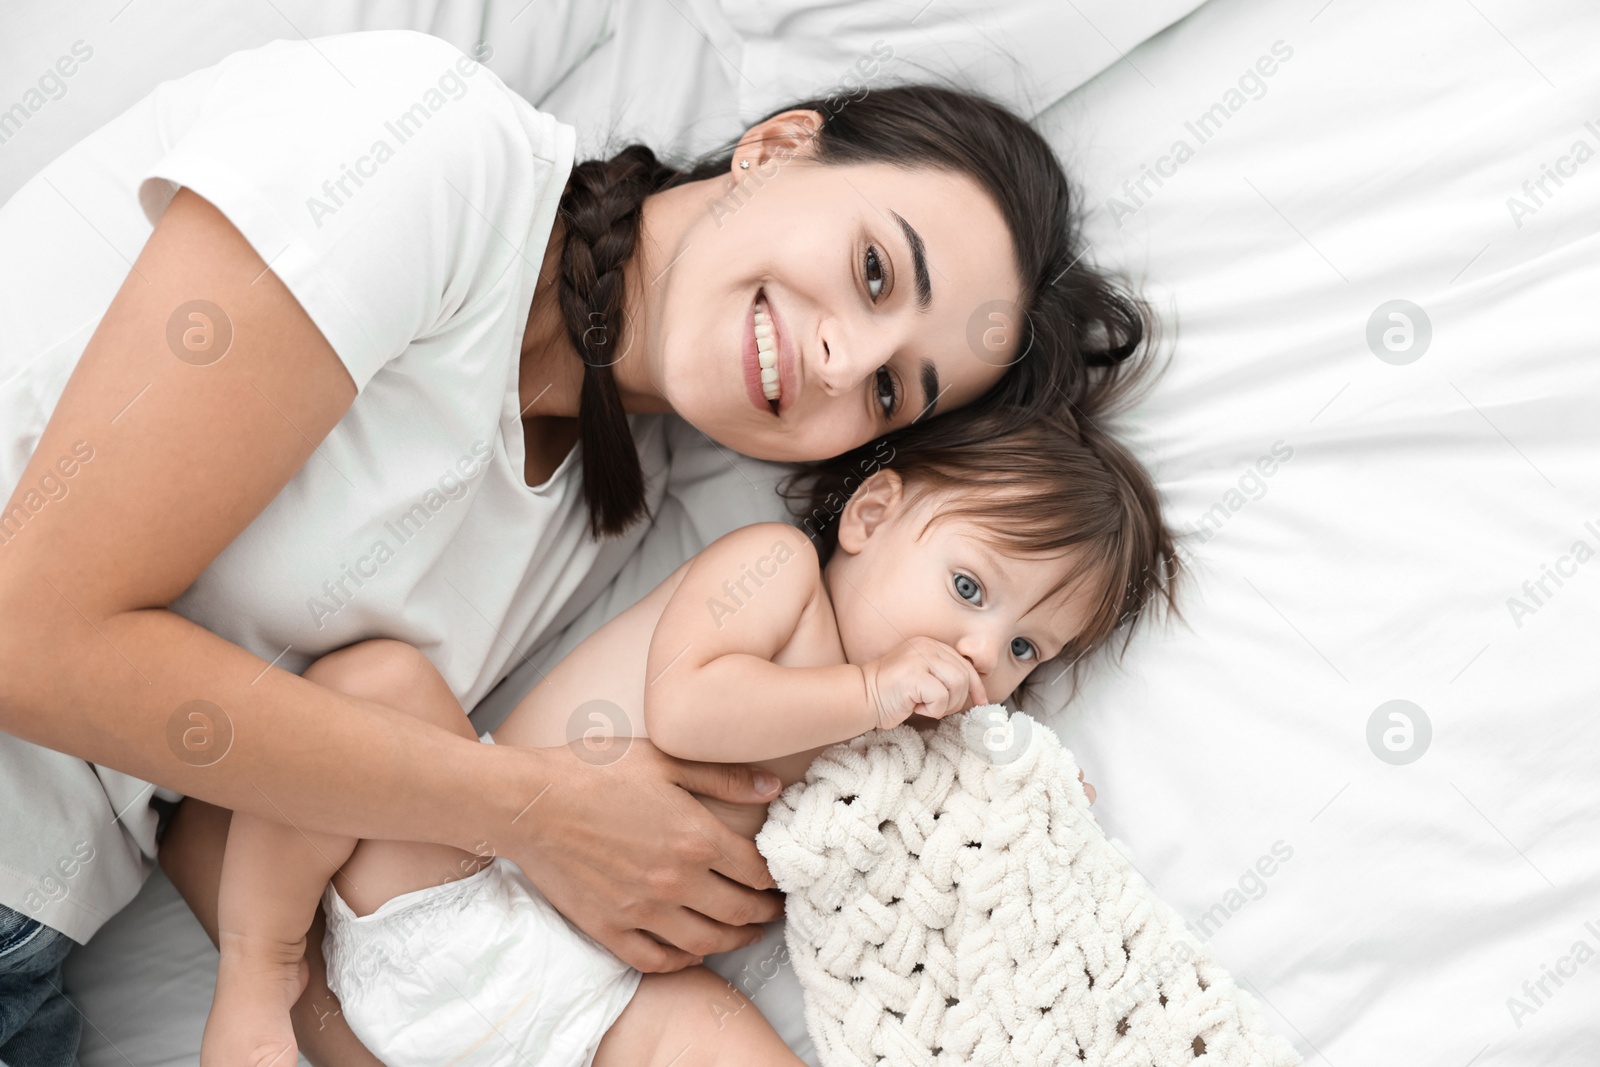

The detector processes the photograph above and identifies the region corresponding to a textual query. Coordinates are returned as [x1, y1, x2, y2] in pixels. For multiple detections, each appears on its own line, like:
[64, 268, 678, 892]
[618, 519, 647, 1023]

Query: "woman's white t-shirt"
[0, 31, 669, 942]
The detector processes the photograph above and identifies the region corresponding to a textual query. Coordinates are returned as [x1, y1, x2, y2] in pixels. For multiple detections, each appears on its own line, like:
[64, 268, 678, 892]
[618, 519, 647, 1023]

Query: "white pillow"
[530, 0, 1209, 169]
[0, 0, 614, 205]
[714, 0, 1209, 120]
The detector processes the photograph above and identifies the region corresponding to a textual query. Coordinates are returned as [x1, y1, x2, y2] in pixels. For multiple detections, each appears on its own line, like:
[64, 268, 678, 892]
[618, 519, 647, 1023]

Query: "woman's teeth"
[755, 300, 779, 403]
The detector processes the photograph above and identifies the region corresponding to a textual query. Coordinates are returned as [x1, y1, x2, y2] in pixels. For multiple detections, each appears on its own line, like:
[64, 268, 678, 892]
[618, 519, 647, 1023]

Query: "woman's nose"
[815, 333, 881, 396]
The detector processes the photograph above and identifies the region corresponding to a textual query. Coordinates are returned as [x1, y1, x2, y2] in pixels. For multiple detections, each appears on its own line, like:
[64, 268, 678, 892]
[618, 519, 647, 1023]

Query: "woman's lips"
[742, 295, 770, 414]
[742, 290, 794, 416]
[763, 295, 796, 416]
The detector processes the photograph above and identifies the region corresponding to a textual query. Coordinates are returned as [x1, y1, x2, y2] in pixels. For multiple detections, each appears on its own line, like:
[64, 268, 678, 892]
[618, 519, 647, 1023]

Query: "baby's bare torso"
[492, 557, 846, 837]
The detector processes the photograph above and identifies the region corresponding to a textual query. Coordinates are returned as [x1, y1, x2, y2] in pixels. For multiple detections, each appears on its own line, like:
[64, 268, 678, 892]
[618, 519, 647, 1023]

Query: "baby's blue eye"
[953, 574, 980, 602]
[1010, 637, 1037, 661]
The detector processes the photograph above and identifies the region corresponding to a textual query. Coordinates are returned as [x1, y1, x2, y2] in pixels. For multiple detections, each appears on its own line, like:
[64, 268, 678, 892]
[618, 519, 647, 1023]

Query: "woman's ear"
[731, 109, 825, 175]
[836, 470, 904, 555]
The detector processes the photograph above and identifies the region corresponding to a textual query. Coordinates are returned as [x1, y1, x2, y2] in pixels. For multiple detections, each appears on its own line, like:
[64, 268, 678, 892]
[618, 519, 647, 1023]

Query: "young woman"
[0, 30, 1149, 1067]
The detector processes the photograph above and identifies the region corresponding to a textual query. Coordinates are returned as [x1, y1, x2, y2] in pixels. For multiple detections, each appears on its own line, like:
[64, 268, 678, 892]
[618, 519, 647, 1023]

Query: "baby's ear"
[836, 470, 904, 554]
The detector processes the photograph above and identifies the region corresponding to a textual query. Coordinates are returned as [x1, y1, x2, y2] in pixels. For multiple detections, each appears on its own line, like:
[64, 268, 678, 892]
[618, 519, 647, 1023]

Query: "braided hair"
[552, 84, 1155, 537]
[554, 145, 677, 536]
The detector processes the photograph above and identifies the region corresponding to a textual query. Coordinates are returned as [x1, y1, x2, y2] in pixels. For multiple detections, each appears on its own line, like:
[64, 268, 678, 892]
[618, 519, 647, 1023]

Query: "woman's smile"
[742, 290, 796, 416]
[640, 138, 1023, 464]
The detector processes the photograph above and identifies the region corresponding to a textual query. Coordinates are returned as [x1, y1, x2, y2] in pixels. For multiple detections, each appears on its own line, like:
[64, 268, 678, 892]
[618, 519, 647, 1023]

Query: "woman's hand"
[497, 739, 785, 973]
[1079, 768, 1097, 805]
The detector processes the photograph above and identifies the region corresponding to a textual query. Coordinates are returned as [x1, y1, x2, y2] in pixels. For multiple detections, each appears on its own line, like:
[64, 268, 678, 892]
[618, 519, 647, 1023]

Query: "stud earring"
[740, 160, 751, 170]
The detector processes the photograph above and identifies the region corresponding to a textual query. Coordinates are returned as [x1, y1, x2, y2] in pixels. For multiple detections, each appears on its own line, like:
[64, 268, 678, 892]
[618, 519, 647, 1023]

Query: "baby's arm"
[645, 524, 868, 762]
[644, 523, 982, 763]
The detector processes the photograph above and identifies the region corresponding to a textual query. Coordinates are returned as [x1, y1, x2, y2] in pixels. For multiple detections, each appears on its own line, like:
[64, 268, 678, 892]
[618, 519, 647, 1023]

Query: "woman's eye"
[953, 574, 981, 603]
[1010, 636, 1037, 661]
[874, 367, 899, 419]
[864, 245, 886, 301]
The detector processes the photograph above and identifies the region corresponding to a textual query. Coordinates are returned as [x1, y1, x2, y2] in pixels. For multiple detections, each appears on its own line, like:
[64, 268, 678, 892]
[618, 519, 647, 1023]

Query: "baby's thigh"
[305, 638, 471, 735]
[594, 966, 803, 1067]
[334, 839, 490, 918]
[307, 640, 489, 915]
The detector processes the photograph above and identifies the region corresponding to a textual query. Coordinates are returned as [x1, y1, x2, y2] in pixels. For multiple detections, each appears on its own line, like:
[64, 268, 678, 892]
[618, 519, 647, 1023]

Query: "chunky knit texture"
[756, 707, 1302, 1067]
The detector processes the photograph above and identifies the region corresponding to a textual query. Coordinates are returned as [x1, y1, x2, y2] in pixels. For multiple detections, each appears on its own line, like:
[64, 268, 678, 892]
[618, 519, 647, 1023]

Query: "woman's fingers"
[608, 928, 702, 973]
[701, 837, 784, 906]
[664, 757, 782, 894]
[651, 770, 783, 904]
[669, 755, 782, 808]
[506, 742, 782, 971]
[634, 902, 769, 966]
[548, 878, 763, 974]
[681, 861, 783, 927]
[612, 903, 772, 973]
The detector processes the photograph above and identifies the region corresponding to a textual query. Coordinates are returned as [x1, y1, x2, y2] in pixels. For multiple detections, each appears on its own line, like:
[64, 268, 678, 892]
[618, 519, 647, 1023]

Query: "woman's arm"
[0, 189, 780, 971]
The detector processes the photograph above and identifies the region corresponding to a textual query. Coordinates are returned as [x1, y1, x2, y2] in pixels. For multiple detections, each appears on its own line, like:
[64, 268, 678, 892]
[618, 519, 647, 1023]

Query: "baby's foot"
[201, 932, 310, 1067]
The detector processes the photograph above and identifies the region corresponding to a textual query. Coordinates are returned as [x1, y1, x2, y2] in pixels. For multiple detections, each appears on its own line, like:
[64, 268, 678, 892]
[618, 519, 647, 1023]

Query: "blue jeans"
[0, 905, 80, 1067]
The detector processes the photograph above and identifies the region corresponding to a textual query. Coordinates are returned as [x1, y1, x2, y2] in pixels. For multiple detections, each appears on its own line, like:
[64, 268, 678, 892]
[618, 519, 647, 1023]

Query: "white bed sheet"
[1027, 0, 1600, 1063]
[23, 0, 1598, 1064]
[0, 0, 621, 206]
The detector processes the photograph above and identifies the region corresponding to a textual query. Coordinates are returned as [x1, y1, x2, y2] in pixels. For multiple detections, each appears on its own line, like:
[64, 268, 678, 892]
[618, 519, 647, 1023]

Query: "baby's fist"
[862, 637, 988, 729]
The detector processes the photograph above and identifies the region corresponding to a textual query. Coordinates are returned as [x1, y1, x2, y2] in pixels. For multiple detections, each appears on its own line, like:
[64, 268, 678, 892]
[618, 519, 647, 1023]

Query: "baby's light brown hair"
[785, 405, 1179, 690]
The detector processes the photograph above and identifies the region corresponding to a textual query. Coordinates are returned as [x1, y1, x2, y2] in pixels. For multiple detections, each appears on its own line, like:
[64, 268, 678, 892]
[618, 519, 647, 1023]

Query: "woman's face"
[642, 113, 1024, 462]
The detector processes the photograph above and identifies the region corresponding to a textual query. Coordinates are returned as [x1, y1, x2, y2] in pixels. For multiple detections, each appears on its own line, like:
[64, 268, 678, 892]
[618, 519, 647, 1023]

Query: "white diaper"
[322, 856, 641, 1067]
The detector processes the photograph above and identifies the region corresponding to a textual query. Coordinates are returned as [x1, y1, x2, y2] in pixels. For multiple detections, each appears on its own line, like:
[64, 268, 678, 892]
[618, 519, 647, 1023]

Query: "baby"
[201, 412, 1174, 1067]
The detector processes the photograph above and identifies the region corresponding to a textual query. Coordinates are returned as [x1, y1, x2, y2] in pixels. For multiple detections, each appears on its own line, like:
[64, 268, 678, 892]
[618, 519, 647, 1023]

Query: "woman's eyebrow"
[918, 360, 941, 420]
[889, 210, 932, 311]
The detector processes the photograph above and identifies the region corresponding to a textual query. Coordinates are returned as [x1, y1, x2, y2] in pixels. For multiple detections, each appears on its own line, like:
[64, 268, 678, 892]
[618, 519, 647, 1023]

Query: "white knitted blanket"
[756, 706, 1302, 1067]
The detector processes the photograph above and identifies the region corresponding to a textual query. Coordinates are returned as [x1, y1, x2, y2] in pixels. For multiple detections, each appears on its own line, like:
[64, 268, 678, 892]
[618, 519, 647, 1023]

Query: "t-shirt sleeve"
[135, 30, 564, 393]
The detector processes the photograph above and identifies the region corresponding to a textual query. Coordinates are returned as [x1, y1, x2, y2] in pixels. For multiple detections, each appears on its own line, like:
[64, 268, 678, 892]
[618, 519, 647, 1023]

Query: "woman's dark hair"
[555, 83, 1151, 537]
[555, 145, 676, 537]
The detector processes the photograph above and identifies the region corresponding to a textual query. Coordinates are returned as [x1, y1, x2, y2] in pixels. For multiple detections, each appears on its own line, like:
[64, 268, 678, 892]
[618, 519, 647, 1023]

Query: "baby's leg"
[204, 800, 351, 1067]
[595, 967, 805, 1067]
[202, 639, 485, 1067]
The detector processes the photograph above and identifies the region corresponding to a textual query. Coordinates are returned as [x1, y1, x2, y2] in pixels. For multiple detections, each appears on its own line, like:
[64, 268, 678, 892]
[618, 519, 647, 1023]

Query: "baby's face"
[824, 478, 1097, 705]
